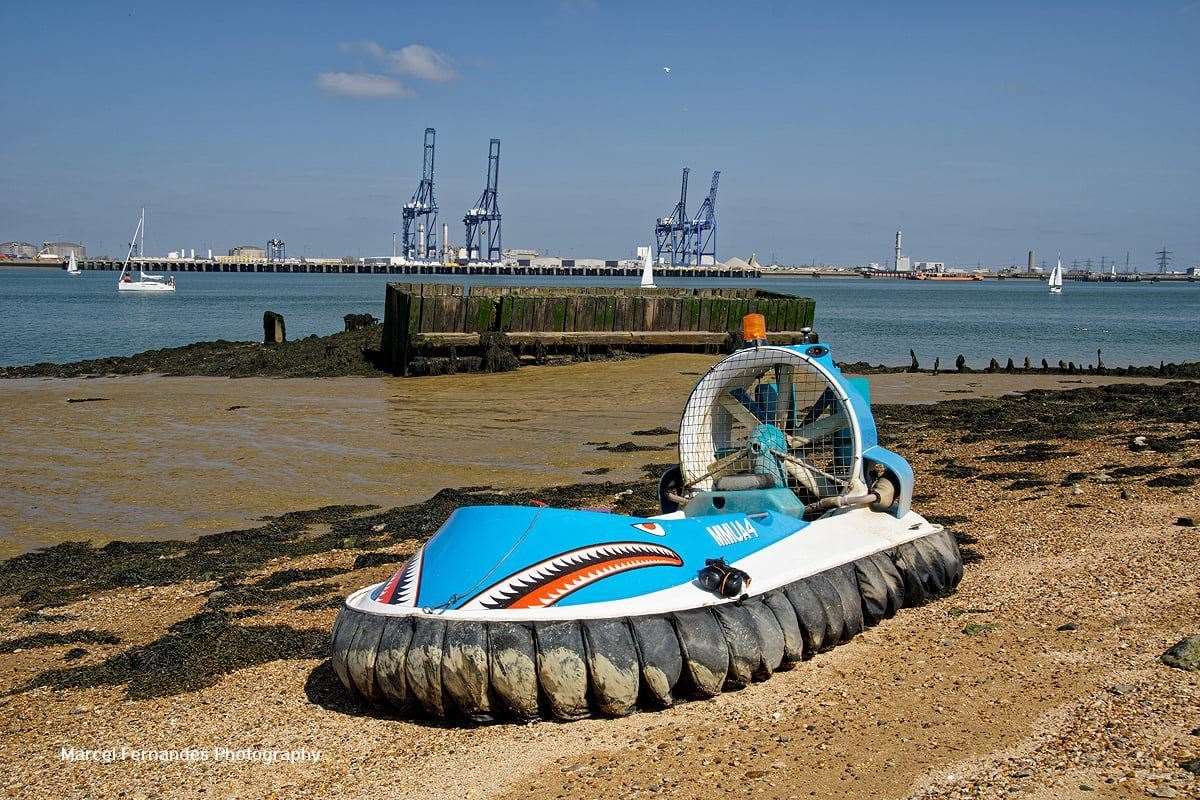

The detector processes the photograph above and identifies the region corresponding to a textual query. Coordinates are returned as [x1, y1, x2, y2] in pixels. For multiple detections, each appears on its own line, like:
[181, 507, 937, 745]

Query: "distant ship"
[906, 272, 983, 282]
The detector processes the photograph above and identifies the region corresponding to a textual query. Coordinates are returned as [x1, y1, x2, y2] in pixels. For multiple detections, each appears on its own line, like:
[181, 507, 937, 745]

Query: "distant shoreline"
[2, 322, 1199, 380]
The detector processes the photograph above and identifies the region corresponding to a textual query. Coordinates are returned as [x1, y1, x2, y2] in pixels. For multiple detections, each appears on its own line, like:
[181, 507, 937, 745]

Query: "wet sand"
[0, 373, 1196, 799]
[0, 357, 1170, 557]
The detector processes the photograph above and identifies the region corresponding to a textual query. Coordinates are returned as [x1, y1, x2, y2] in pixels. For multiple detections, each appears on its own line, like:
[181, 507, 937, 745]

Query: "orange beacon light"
[742, 313, 767, 343]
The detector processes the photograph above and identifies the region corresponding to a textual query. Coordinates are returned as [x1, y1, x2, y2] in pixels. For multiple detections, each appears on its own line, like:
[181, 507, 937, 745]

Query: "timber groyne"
[381, 284, 815, 376]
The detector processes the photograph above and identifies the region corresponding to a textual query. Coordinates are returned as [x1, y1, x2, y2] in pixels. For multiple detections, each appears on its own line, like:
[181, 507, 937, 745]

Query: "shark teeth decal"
[462, 542, 684, 610]
[373, 547, 424, 606]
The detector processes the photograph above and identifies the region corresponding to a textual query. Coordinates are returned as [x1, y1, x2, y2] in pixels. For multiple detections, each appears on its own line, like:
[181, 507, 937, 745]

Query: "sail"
[639, 246, 656, 288]
[67, 252, 78, 273]
[1048, 259, 1063, 290]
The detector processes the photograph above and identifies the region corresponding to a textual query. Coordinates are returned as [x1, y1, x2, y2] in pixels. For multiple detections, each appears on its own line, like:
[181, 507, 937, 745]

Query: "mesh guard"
[678, 346, 861, 502]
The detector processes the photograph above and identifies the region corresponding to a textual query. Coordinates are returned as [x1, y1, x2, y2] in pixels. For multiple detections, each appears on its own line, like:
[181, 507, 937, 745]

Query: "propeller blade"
[790, 412, 847, 446]
[773, 365, 794, 429]
[782, 458, 822, 497]
[719, 392, 763, 430]
[686, 446, 749, 488]
[772, 448, 847, 497]
[799, 388, 836, 428]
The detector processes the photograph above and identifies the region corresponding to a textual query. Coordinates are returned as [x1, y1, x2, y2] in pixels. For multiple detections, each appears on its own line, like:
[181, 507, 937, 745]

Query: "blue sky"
[2, 1, 1197, 267]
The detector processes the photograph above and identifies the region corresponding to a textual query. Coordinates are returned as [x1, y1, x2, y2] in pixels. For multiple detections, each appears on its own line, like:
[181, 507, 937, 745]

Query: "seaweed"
[0, 630, 121, 654]
[630, 427, 676, 437]
[351, 552, 402, 570]
[876, 381, 1200, 444]
[1006, 478, 1052, 490]
[980, 442, 1077, 463]
[935, 460, 982, 479]
[595, 441, 674, 453]
[1146, 474, 1198, 488]
[0, 481, 661, 611]
[1107, 465, 1164, 478]
[254, 567, 348, 590]
[14, 610, 329, 700]
[0, 324, 387, 379]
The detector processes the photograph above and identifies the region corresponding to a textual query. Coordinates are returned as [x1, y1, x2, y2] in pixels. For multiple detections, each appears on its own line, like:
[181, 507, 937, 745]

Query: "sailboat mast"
[120, 211, 144, 280]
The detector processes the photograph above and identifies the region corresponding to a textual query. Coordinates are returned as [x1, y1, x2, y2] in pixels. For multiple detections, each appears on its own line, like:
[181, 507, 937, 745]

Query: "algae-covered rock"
[1160, 635, 1200, 671]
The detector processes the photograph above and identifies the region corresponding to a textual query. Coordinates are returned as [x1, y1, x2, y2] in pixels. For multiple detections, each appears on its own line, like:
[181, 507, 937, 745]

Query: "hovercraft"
[332, 315, 964, 722]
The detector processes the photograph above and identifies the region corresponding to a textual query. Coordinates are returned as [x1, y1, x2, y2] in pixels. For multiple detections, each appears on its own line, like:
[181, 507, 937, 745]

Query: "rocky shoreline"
[4, 320, 1199, 381]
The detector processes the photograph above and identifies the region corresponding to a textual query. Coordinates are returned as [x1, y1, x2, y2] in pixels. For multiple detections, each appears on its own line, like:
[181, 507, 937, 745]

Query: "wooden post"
[263, 311, 285, 344]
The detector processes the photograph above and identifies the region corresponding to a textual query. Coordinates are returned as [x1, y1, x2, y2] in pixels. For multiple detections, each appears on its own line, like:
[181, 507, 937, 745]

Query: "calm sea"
[1, 267, 1197, 368]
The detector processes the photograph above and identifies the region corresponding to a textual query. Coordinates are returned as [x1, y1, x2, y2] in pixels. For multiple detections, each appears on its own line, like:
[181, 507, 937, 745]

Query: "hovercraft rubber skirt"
[330, 528, 964, 723]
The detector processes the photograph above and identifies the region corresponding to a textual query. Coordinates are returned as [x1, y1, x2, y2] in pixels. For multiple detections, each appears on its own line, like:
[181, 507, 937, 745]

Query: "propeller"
[695, 369, 849, 492]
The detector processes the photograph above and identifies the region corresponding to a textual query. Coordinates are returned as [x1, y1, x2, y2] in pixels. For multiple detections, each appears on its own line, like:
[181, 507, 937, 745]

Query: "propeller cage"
[678, 346, 862, 501]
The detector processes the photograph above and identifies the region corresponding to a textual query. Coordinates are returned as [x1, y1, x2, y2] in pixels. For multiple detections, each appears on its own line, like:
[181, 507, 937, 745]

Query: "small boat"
[639, 245, 657, 288]
[65, 252, 81, 277]
[1048, 258, 1063, 294]
[907, 272, 983, 281]
[117, 208, 175, 293]
[332, 314, 964, 722]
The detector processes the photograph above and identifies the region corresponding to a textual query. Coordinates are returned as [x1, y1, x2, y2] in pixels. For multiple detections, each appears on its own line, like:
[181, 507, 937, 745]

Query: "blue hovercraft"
[332, 321, 964, 722]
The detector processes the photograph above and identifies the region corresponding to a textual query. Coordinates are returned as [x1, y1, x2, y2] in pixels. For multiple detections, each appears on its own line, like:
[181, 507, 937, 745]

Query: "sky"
[2, 0, 1198, 268]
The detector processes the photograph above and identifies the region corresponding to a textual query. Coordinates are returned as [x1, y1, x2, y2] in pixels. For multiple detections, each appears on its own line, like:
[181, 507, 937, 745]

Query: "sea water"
[1, 267, 1196, 368]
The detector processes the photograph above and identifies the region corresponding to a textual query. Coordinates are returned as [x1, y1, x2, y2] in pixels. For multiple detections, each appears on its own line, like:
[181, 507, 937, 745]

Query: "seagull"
[663, 66, 671, 75]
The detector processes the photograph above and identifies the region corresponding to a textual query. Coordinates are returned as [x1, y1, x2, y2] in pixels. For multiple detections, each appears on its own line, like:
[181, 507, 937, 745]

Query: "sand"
[0, 363, 1197, 800]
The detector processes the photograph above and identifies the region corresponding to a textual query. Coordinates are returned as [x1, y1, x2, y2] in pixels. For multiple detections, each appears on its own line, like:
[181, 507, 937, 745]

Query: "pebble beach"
[0, 359, 1197, 799]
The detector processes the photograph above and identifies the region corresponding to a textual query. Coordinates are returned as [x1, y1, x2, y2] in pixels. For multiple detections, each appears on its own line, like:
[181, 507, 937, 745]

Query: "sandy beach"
[0, 361, 1197, 799]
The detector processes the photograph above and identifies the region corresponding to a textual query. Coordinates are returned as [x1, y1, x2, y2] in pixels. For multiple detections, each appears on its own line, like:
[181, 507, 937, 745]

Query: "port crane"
[654, 168, 689, 266]
[463, 138, 502, 262]
[681, 170, 719, 266]
[401, 127, 438, 261]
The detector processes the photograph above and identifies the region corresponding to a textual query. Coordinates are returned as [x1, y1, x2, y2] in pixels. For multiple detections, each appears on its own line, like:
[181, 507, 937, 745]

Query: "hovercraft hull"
[330, 523, 962, 722]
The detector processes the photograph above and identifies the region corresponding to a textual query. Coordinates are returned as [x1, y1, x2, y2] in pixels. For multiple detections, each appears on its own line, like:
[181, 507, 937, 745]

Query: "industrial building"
[0, 241, 38, 259]
[218, 245, 267, 263]
[39, 241, 85, 260]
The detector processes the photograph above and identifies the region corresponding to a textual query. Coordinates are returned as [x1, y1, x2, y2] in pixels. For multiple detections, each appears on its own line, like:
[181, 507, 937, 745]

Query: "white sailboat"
[639, 245, 657, 288]
[1048, 258, 1063, 295]
[65, 251, 81, 276]
[117, 208, 175, 293]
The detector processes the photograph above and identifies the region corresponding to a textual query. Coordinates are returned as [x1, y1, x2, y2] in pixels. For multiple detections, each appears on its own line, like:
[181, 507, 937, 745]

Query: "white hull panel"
[118, 281, 175, 292]
[346, 508, 940, 622]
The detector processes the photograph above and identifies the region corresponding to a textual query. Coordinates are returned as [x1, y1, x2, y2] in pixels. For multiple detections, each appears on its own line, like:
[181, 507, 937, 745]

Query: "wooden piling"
[263, 311, 285, 345]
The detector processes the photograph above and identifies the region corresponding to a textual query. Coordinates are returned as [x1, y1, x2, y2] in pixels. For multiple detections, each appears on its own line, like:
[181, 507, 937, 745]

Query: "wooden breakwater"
[381, 284, 816, 375]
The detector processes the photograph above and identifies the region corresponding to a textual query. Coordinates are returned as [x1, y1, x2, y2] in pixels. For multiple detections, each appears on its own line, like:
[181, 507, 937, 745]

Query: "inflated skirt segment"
[330, 527, 963, 723]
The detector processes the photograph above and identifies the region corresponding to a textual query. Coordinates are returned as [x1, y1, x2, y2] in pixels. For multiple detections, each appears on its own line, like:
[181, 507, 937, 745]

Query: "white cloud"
[341, 41, 457, 82]
[388, 44, 456, 82]
[315, 71, 412, 99]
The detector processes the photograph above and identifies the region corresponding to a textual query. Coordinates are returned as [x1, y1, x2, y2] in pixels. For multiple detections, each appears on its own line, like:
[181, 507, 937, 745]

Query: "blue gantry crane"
[654, 167, 689, 266]
[682, 170, 720, 266]
[463, 138, 501, 262]
[401, 127, 438, 261]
